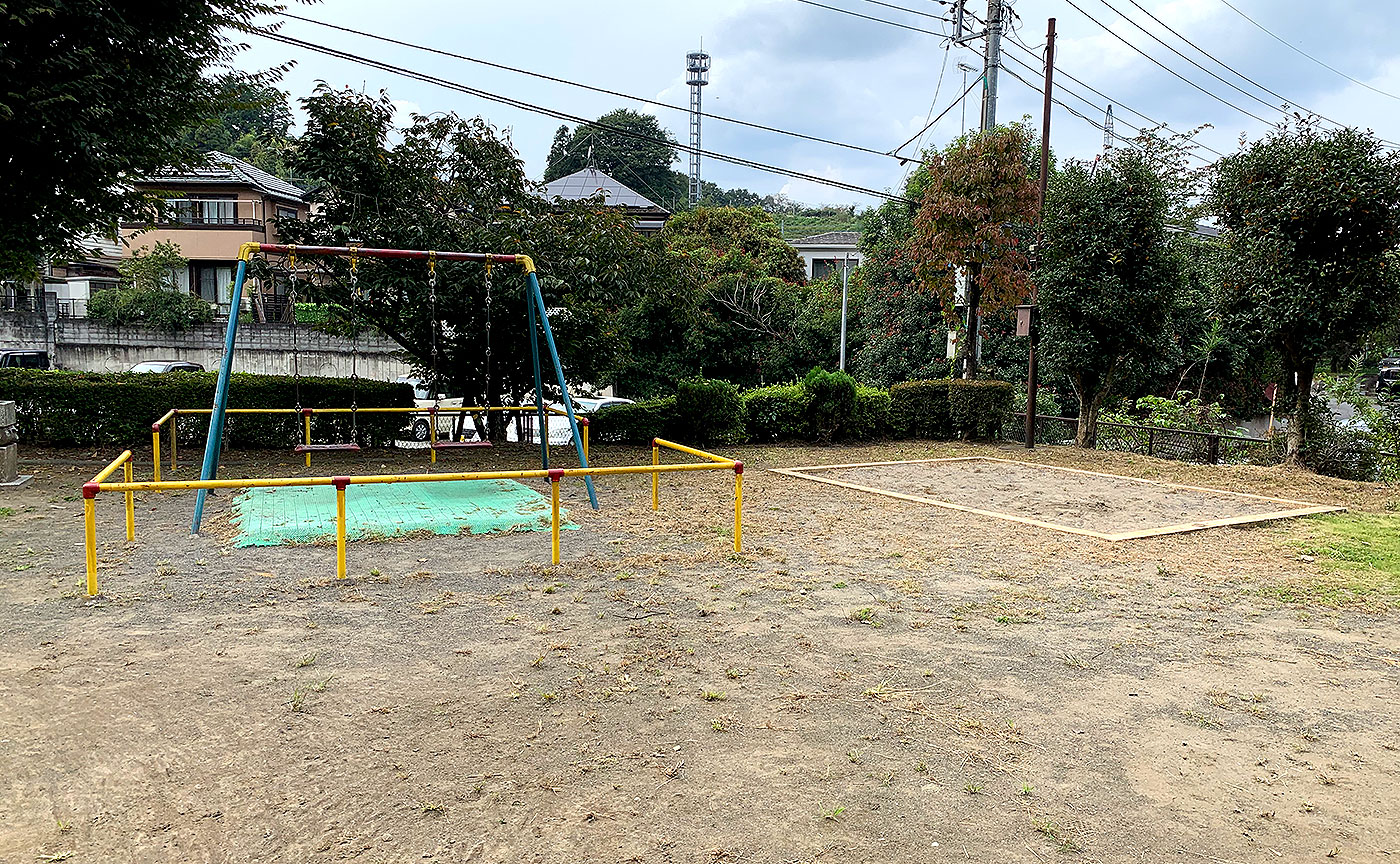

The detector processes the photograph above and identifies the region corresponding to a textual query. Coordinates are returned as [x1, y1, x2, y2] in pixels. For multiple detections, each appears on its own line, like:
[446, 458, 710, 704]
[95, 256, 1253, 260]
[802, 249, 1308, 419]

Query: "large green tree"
[180, 72, 297, 177]
[909, 125, 1039, 378]
[1038, 149, 1186, 447]
[0, 0, 289, 279]
[1210, 122, 1400, 463]
[279, 86, 676, 432]
[543, 110, 685, 210]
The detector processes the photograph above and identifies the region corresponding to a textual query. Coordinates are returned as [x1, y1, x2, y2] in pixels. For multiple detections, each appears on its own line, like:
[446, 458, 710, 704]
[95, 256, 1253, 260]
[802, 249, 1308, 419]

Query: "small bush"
[88, 287, 214, 331]
[849, 385, 892, 440]
[676, 378, 746, 445]
[889, 379, 951, 438]
[590, 397, 679, 444]
[948, 379, 1015, 440]
[802, 368, 858, 443]
[743, 383, 808, 442]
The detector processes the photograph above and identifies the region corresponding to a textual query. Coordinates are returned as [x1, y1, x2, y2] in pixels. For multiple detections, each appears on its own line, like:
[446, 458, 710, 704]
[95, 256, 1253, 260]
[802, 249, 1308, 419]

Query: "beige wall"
[121, 183, 308, 262]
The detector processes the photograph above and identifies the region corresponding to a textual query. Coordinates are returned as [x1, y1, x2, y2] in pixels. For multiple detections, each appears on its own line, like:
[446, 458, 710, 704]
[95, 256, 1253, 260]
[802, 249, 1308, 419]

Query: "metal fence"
[1004, 413, 1284, 467]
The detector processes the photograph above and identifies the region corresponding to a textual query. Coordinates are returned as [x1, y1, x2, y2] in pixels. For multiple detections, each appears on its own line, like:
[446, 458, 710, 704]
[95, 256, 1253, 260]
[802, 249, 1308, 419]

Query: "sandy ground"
[1, 440, 1398, 863]
[790, 458, 1329, 535]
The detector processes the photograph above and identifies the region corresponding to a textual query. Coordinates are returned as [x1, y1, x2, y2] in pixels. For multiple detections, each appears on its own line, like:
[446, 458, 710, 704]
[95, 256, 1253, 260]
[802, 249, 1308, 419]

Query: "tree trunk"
[1284, 359, 1316, 466]
[962, 265, 981, 380]
[1076, 391, 1102, 449]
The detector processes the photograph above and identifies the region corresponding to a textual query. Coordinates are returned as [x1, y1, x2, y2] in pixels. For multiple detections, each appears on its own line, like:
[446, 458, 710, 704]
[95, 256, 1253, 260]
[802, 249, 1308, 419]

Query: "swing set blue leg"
[191, 258, 249, 534]
[526, 281, 549, 471]
[528, 271, 598, 509]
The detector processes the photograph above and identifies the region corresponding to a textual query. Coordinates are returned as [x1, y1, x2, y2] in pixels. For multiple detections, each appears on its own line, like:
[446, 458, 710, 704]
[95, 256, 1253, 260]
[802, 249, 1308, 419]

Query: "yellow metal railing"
[81, 439, 741, 595]
[150, 404, 590, 471]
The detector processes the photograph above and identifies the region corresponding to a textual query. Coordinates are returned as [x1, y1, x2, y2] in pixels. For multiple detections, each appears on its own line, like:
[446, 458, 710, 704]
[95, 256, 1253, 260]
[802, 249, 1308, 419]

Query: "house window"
[812, 258, 837, 281]
[167, 197, 238, 225]
[276, 206, 298, 222]
[189, 263, 234, 303]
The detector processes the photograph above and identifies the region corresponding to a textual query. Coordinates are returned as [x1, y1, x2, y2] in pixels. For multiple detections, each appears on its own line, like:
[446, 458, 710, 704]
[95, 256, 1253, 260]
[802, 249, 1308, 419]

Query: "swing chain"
[483, 263, 492, 409]
[287, 248, 301, 413]
[348, 248, 360, 433]
[428, 251, 440, 408]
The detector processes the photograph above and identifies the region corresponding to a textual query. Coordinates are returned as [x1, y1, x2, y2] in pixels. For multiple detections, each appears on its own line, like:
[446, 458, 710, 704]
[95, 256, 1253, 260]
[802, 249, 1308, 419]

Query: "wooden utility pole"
[1026, 17, 1055, 448]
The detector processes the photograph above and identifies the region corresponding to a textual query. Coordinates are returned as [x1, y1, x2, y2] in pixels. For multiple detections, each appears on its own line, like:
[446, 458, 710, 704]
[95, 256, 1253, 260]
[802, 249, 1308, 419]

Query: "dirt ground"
[1, 440, 1398, 863]
[788, 458, 1333, 535]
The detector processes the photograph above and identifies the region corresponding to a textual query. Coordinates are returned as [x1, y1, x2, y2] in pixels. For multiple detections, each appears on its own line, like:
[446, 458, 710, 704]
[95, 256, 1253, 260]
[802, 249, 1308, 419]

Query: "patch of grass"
[963, 782, 984, 795]
[296, 653, 317, 669]
[819, 804, 846, 822]
[702, 690, 727, 701]
[0, 507, 14, 517]
[1274, 514, 1400, 608]
[288, 686, 309, 712]
[832, 580, 848, 588]
[849, 607, 882, 627]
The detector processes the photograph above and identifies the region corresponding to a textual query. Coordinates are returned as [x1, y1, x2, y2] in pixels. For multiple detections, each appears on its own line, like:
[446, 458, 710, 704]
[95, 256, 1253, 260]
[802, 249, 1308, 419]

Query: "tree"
[279, 86, 677, 433]
[541, 110, 684, 210]
[180, 72, 297, 177]
[909, 125, 1039, 378]
[1038, 149, 1185, 447]
[0, 0, 286, 279]
[1210, 122, 1400, 463]
[90, 242, 214, 330]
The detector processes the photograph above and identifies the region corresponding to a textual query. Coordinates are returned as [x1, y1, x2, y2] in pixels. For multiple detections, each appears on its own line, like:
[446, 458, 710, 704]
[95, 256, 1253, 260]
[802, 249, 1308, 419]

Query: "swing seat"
[430, 440, 493, 450]
[294, 443, 362, 454]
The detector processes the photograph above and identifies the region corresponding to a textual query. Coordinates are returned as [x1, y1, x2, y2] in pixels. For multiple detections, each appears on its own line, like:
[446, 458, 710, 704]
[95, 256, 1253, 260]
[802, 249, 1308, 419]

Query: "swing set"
[79, 242, 747, 595]
[188, 242, 599, 534]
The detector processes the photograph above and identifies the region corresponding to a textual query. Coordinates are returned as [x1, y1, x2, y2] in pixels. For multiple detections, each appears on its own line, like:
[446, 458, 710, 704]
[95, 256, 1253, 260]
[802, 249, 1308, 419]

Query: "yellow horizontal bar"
[652, 438, 732, 464]
[95, 460, 735, 495]
[91, 450, 132, 484]
[153, 409, 178, 427]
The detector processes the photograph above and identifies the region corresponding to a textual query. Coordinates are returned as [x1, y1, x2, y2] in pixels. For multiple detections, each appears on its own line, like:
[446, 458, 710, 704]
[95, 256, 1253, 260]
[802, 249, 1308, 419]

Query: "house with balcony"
[120, 152, 309, 317]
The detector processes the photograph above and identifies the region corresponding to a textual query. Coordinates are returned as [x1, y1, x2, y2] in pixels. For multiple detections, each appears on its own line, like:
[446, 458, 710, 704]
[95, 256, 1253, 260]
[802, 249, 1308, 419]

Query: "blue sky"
[234, 0, 1400, 207]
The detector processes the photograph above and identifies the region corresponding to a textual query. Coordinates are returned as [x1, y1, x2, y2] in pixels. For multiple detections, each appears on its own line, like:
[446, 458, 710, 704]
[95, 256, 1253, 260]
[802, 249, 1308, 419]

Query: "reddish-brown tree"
[910, 125, 1040, 378]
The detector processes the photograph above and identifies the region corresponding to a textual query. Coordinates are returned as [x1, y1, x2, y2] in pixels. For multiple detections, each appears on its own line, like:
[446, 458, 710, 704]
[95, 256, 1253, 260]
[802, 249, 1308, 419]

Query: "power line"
[892, 72, 982, 157]
[1216, 0, 1400, 103]
[855, 0, 949, 22]
[280, 11, 899, 162]
[255, 30, 915, 204]
[999, 37, 1225, 160]
[1061, 0, 1272, 125]
[1093, 0, 1291, 117]
[792, 0, 948, 36]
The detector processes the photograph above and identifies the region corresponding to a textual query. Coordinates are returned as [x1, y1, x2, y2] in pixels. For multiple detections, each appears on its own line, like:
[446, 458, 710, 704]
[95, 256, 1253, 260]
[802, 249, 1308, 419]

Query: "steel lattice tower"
[685, 50, 711, 207]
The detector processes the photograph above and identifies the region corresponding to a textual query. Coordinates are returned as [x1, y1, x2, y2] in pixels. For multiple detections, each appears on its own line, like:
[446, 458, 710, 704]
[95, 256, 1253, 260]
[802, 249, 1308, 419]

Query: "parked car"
[0, 350, 50, 369]
[130, 360, 204, 373]
[1379, 367, 1400, 399]
[397, 376, 471, 442]
[505, 396, 635, 445]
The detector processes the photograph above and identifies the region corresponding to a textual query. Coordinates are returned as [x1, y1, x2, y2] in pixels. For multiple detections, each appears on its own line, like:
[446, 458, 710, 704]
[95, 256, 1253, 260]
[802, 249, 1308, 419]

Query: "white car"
[397, 376, 472, 442]
[505, 396, 635, 445]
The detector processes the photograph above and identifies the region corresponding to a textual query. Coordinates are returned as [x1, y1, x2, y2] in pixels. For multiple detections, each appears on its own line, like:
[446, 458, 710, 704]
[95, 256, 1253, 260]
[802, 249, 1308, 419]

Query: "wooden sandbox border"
[768, 456, 1345, 541]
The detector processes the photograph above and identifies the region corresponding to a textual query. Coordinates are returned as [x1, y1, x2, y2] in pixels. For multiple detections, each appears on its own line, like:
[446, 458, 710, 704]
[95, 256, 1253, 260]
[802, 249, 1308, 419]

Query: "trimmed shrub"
[801, 368, 857, 443]
[849, 385, 893, 440]
[949, 378, 1015, 440]
[0, 368, 412, 448]
[676, 378, 747, 445]
[889, 379, 951, 438]
[590, 397, 678, 445]
[743, 383, 808, 443]
[88, 286, 214, 331]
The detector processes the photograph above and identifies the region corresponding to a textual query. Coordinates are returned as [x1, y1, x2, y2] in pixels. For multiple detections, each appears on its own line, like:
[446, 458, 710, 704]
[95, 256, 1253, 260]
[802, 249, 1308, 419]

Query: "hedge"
[0, 369, 413, 448]
[590, 396, 678, 444]
[889, 379, 952, 438]
[743, 383, 808, 442]
[676, 378, 747, 445]
[850, 385, 892, 440]
[949, 379, 1014, 440]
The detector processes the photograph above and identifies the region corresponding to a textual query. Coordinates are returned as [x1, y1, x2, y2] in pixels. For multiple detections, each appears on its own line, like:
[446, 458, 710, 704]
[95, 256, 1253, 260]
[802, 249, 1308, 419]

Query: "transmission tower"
[1104, 104, 1114, 151]
[685, 48, 711, 206]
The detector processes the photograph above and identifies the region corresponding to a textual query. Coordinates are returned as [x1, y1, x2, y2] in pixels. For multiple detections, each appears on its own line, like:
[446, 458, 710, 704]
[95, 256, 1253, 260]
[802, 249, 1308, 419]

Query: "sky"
[233, 0, 1400, 208]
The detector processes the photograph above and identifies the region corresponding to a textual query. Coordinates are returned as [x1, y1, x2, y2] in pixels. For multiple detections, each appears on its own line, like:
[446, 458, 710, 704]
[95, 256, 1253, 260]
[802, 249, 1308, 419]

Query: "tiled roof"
[142, 152, 306, 203]
[542, 168, 666, 212]
[789, 231, 860, 246]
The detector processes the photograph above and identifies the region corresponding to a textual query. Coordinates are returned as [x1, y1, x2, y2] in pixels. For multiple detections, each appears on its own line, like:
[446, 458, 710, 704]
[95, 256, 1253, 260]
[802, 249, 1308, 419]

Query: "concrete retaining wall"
[0, 313, 412, 381]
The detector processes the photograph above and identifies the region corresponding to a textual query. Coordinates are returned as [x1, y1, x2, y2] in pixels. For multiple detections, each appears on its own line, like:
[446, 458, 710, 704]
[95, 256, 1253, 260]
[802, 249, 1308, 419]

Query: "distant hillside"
[777, 212, 861, 240]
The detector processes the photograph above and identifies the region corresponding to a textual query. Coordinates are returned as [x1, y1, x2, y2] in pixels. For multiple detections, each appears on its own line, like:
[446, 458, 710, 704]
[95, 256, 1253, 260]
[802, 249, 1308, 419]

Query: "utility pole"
[962, 0, 1004, 379]
[957, 62, 977, 134]
[839, 253, 851, 371]
[1026, 16, 1055, 449]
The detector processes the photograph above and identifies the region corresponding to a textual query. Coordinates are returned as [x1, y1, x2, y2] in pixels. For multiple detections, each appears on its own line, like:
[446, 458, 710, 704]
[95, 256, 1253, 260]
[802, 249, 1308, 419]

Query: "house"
[542, 167, 671, 233]
[120, 152, 309, 317]
[788, 231, 862, 281]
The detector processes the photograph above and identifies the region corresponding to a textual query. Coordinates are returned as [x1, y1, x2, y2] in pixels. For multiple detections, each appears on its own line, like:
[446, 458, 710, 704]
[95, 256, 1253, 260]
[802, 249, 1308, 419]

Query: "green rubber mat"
[229, 479, 575, 547]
